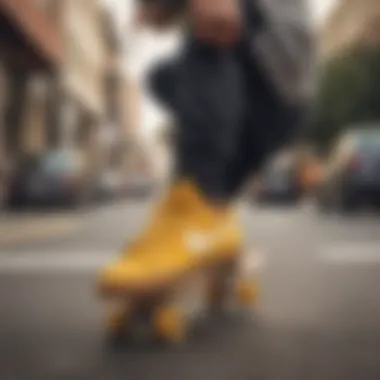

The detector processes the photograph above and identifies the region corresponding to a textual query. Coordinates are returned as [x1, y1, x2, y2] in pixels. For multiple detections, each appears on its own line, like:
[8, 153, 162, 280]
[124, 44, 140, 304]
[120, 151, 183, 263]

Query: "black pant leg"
[222, 46, 302, 198]
[150, 41, 245, 200]
[224, 101, 301, 198]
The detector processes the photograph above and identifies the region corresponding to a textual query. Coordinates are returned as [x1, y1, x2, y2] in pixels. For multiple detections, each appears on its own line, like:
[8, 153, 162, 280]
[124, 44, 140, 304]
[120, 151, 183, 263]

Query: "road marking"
[0, 216, 84, 248]
[0, 252, 111, 273]
[319, 242, 380, 264]
[0, 249, 265, 274]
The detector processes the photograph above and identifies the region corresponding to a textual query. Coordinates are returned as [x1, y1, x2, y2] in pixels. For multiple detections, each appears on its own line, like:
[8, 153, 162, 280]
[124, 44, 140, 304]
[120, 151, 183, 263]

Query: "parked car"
[92, 170, 125, 202]
[316, 129, 380, 212]
[253, 155, 301, 204]
[8, 149, 90, 209]
[124, 174, 155, 199]
[0, 161, 10, 212]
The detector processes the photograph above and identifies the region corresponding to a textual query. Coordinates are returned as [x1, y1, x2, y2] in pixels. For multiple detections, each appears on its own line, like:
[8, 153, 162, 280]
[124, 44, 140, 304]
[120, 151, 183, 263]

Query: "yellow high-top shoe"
[123, 185, 180, 258]
[98, 180, 241, 295]
[211, 206, 244, 262]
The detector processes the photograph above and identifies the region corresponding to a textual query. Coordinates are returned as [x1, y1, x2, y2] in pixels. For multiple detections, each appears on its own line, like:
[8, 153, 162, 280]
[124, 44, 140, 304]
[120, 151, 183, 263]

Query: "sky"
[311, 0, 339, 26]
[109, 0, 340, 136]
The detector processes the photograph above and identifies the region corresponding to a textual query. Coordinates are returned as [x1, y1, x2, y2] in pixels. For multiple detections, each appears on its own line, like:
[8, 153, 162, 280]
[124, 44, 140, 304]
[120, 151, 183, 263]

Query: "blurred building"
[0, 0, 63, 163]
[0, 0, 175, 203]
[57, 0, 108, 179]
[321, 0, 380, 58]
[100, 0, 155, 182]
[122, 25, 181, 181]
[120, 74, 153, 178]
[96, 5, 135, 179]
[0, 0, 120, 171]
[0, 0, 143, 205]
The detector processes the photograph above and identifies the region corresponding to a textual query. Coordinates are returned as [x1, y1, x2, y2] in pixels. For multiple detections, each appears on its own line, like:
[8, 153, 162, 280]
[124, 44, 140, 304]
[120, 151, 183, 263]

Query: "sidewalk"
[0, 211, 85, 249]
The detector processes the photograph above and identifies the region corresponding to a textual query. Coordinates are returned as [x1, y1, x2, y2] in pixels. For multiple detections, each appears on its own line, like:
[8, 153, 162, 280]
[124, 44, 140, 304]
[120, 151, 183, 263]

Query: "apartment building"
[60, 0, 107, 159]
[321, 0, 380, 58]
[0, 0, 63, 161]
[0, 0, 62, 68]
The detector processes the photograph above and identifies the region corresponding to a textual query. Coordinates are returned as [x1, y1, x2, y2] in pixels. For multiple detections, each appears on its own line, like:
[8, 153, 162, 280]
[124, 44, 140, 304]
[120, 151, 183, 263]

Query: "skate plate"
[102, 253, 259, 345]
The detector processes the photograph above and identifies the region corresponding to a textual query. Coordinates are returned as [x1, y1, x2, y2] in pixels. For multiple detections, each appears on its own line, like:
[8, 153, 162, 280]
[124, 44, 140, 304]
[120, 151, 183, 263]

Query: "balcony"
[0, 0, 63, 67]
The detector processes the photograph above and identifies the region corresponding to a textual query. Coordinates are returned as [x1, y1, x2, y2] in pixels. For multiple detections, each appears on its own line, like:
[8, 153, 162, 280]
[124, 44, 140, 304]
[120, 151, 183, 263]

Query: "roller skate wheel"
[236, 281, 259, 307]
[154, 307, 187, 344]
[207, 284, 227, 309]
[107, 308, 131, 336]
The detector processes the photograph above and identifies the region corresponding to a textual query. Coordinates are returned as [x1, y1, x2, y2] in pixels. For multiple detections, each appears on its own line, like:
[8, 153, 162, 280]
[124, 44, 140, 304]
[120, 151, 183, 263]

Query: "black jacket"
[141, 0, 316, 108]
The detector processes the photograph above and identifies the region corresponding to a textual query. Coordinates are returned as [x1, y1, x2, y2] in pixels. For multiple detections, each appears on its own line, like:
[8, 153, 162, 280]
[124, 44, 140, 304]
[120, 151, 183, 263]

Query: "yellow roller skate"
[205, 207, 260, 310]
[98, 179, 230, 295]
[98, 180, 258, 343]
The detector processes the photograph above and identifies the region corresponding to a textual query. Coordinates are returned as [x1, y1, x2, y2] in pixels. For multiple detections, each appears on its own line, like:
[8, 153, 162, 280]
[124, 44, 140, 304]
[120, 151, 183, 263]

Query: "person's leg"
[221, 43, 302, 198]
[218, 0, 303, 199]
[99, 39, 248, 296]
[224, 100, 301, 198]
[150, 39, 245, 203]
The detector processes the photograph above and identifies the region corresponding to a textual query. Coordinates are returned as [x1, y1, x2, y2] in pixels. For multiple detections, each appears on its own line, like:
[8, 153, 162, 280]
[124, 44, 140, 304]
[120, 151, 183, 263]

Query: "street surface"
[1, 201, 380, 380]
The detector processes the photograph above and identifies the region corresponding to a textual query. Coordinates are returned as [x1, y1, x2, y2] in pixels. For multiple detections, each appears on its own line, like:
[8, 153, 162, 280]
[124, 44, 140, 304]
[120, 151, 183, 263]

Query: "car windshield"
[40, 151, 75, 174]
[356, 133, 380, 156]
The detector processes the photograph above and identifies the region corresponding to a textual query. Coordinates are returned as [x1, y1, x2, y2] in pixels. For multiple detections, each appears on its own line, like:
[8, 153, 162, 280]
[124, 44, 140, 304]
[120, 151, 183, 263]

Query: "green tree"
[308, 45, 380, 151]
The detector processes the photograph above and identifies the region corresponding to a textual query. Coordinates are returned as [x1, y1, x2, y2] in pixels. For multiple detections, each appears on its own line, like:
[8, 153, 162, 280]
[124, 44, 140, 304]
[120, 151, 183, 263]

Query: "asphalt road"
[1, 201, 380, 380]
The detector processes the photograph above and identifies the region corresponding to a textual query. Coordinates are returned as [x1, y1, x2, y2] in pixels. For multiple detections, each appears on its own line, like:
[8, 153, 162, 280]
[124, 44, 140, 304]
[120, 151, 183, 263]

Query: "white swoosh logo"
[185, 231, 222, 256]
